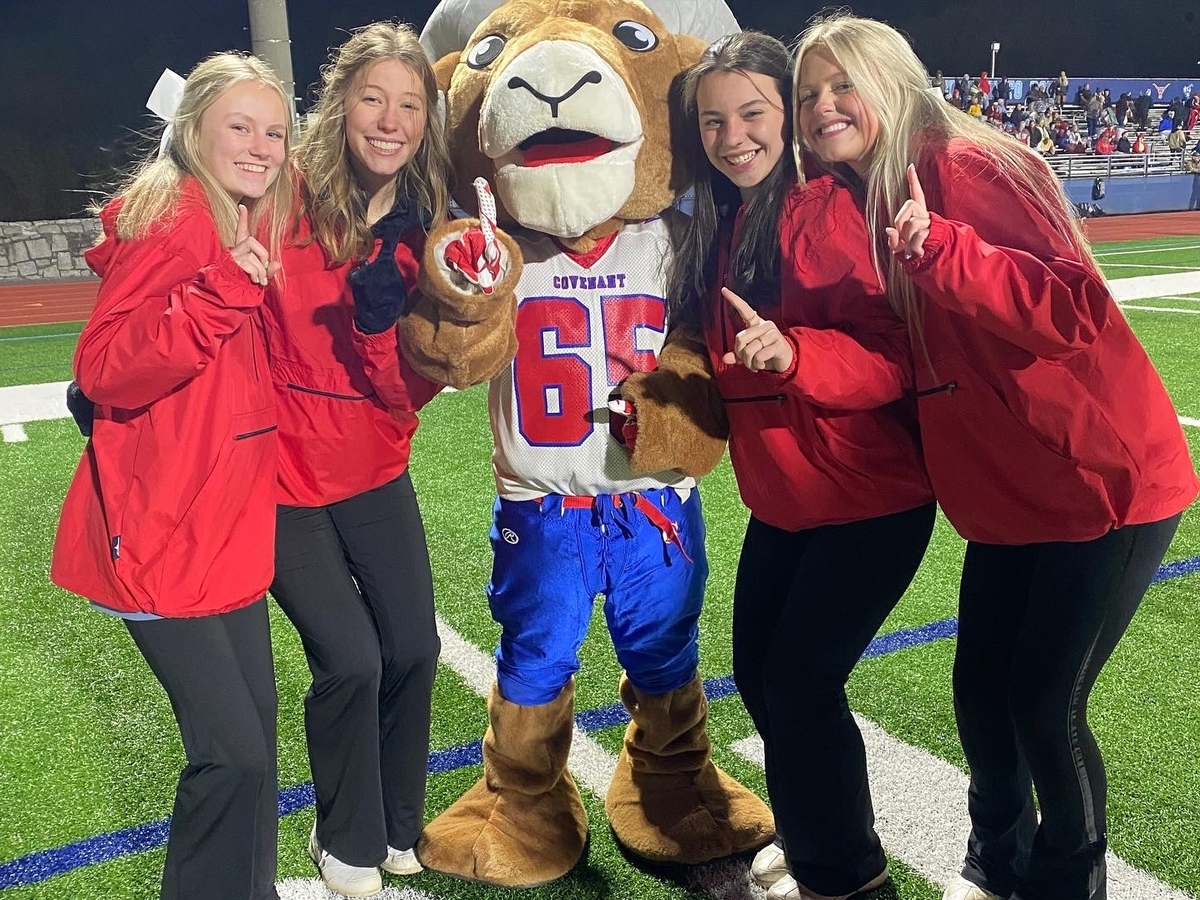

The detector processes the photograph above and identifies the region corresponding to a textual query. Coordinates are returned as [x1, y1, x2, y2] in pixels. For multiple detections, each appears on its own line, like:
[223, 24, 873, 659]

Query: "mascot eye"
[612, 20, 658, 52]
[467, 34, 507, 69]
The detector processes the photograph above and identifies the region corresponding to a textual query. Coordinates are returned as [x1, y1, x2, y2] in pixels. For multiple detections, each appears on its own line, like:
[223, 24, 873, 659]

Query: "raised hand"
[722, 287, 794, 373]
[229, 204, 274, 286]
[349, 198, 426, 335]
[886, 164, 931, 260]
[443, 178, 503, 294]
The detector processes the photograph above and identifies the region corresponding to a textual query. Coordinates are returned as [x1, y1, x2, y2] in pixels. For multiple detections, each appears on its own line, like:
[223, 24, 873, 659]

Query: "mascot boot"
[417, 679, 587, 887]
[605, 673, 774, 864]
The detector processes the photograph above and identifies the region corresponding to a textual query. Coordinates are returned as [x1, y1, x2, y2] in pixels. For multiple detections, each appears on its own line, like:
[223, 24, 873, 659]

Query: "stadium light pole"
[990, 41, 1000, 78]
[247, 0, 297, 127]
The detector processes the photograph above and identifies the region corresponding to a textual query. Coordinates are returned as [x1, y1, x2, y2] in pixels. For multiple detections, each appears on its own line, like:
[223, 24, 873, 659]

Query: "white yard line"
[1107, 271, 1200, 301]
[432, 614, 1194, 899]
[0, 380, 69, 427]
[1101, 264, 1196, 271]
[278, 881, 438, 900]
[1118, 304, 1200, 315]
[733, 730, 1194, 900]
[1094, 244, 1200, 257]
[1179, 416, 1200, 428]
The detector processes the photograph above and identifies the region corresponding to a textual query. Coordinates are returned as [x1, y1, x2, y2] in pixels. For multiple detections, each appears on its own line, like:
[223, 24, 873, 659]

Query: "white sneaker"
[308, 825, 383, 897]
[381, 844, 423, 876]
[751, 841, 788, 887]
[942, 876, 1006, 900]
[766, 866, 889, 900]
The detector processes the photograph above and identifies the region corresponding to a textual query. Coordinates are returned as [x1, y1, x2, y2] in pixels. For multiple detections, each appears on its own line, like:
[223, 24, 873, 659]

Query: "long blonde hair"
[296, 21, 451, 263]
[114, 52, 293, 262]
[792, 12, 1100, 329]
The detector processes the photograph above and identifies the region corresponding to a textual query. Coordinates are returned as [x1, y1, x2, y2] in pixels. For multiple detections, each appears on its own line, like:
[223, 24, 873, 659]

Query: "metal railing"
[1046, 150, 1190, 180]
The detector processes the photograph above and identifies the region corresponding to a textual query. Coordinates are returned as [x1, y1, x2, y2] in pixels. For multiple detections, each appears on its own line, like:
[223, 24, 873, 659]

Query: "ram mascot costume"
[403, 0, 773, 887]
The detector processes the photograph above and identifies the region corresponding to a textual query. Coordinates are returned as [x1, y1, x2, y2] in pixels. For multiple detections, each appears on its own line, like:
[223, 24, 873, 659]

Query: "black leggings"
[732, 503, 936, 896]
[272, 472, 440, 866]
[126, 600, 278, 900]
[953, 515, 1180, 900]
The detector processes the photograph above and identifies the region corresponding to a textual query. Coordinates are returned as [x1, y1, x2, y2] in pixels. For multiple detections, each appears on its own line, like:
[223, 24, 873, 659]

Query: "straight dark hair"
[667, 31, 795, 332]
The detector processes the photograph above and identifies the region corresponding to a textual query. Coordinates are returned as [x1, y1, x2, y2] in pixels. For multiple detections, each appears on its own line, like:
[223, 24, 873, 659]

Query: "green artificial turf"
[2, 236, 1199, 898]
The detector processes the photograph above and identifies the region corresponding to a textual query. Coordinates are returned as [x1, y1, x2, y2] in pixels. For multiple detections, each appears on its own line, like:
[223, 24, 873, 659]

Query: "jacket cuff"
[752, 332, 801, 393]
[900, 213, 952, 277]
[198, 251, 266, 308]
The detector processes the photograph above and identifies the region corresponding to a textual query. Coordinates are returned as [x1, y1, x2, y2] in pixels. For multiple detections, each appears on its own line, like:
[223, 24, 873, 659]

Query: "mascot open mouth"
[518, 129, 619, 167]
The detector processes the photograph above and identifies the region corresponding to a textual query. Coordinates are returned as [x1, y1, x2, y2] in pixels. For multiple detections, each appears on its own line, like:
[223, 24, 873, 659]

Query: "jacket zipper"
[916, 380, 958, 397]
[724, 393, 786, 405]
[285, 383, 374, 401]
[235, 425, 278, 440]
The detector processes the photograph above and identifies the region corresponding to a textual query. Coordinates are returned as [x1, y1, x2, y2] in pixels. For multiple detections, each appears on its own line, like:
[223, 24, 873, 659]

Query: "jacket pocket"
[155, 405, 277, 609]
[917, 356, 1111, 541]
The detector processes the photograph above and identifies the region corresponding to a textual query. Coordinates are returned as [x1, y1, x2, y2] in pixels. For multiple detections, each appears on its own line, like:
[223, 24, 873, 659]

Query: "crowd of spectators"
[930, 70, 1200, 165]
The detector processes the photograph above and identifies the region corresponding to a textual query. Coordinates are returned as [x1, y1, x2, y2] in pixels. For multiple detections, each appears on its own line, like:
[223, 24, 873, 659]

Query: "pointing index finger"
[721, 286, 760, 326]
[906, 163, 926, 207]
[235, 204, 250, 245]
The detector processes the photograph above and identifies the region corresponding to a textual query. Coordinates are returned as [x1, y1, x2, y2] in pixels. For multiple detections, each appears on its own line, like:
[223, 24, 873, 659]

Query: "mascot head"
[421, 0, 738, 245]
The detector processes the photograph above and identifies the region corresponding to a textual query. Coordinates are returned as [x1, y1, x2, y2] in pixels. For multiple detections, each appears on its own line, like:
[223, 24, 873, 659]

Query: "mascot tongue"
[522, 134, 615, 167]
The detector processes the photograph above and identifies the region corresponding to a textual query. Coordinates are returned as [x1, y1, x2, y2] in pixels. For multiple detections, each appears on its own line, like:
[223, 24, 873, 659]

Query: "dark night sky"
[3, 0, 1199, 219]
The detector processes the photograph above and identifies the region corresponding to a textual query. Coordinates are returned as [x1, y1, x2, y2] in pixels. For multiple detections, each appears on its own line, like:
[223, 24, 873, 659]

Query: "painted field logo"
[502, 528, 519, 545]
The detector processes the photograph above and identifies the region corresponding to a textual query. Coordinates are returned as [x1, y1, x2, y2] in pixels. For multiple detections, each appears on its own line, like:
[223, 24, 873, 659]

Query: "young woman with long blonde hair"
[793, 13, 1197, 900]
[53, 52, 293, 900]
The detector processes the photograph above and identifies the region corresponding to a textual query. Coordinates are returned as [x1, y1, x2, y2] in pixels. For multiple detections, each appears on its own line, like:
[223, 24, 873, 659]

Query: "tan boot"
[416, 680, 587, 887]
[605, 673, 775, 864]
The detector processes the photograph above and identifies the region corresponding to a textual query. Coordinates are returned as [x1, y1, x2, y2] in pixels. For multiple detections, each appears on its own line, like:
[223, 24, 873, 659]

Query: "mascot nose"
[507, 71, 602, 117]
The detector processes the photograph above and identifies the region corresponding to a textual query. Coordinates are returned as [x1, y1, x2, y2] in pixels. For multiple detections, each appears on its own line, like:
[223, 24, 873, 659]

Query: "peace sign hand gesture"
[722, 287, 794, 373]
[229, 204, 276, 286]
[886, 164, 932, 261]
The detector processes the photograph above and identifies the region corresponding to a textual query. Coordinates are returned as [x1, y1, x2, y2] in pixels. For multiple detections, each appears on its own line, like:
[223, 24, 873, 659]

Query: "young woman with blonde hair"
[263, 21, 449, 897]
[793, 12, 1198, 900]
[52, 52, 293, 900]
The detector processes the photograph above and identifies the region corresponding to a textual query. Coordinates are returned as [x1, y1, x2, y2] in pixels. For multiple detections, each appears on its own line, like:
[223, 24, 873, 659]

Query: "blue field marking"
[1152, 554, 1200, 582]
[3, 554, 1198, 889]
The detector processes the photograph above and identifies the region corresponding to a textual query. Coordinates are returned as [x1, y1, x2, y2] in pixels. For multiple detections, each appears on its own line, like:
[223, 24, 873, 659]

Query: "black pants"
[272, 472, 440, 866]
[954, 515, 1180, 900]
[732, 503, 936, 895]
[126, 599, 278, 900]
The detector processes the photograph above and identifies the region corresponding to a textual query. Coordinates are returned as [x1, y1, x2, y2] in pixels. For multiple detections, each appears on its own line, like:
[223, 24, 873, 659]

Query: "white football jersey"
[490, 219, 695, 500]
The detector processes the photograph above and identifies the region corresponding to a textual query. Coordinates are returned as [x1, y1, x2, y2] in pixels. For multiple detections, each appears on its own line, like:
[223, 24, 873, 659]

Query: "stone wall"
[0, 219, 101, 282]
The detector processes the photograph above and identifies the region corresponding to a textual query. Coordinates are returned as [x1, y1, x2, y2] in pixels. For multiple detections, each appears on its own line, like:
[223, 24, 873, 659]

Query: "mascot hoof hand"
[443, 227, 503, 293]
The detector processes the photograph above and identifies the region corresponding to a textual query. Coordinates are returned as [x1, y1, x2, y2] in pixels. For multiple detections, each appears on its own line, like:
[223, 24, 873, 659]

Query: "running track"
[0, 211, 1198, 328]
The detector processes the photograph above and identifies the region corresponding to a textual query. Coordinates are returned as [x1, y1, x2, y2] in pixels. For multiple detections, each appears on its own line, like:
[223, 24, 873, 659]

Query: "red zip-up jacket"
[903, 140, 1198, 543]
[51, 179, 278, 616]
[704, 176, 933, 532]
[263, 214, 442, 507]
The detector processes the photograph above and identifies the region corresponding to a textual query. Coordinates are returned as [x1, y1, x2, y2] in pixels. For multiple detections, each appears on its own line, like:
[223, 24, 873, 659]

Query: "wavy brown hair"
[296, 21, 451, 263]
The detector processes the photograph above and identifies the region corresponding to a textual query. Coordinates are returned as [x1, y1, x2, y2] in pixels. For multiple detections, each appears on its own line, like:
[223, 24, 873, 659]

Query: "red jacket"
[704, 177, 933, 532]
[51, 179, 278, 616]
[263, 215, 441, 507]
[905, 140, 1198, 543]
